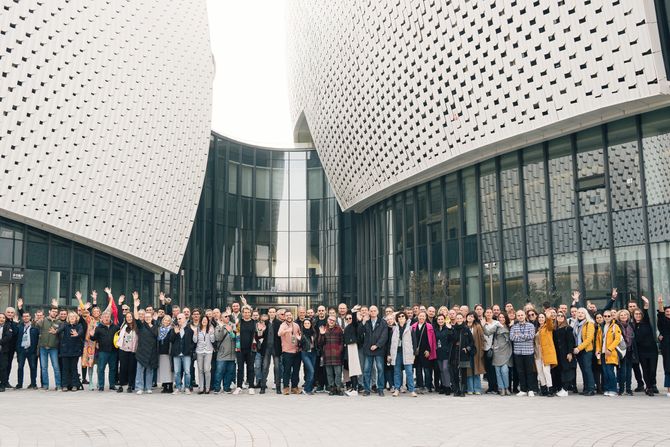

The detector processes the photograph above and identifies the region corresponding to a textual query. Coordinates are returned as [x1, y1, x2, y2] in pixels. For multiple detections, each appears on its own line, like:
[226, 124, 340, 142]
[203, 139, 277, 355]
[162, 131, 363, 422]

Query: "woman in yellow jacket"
[596, 310, 622, 397]
[535, 311, 558, 396]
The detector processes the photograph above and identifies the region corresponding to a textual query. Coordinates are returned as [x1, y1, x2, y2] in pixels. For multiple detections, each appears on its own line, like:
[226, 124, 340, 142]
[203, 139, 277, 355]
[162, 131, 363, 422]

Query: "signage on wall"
[0, 269, 24, 283]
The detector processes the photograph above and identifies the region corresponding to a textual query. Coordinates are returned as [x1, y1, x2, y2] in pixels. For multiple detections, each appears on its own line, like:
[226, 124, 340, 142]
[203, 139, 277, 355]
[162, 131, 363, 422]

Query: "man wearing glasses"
[213, 312, 237, 394]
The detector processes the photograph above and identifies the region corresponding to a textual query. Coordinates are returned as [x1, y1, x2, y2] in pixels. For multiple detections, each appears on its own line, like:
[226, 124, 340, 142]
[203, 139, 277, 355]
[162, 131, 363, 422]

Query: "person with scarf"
[572, 308, 596, 396]
[157, 315, 174, 393]
[448, 313, 474, 397]
[595, 310, 622, 396]
[616, 309, 636, 395]
[411, 311, 437, 393]
[390, 311, 418, 397]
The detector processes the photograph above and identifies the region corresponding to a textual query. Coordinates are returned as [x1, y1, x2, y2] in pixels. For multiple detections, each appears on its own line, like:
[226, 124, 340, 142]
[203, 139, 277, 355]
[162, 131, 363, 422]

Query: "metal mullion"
[636, 115, 654, 299]
[401, 192, 408, 307]
[456, 171, 466, 307]
[46, 234, 51, 306]
[517, 150, 529, 298]
[426, 186, 433, 304]
[475, 164, 484, 305]
[601, 124, 617, 292]
[495, 156, 505, 305]
[542, 142, 556, 297]
[571, 134, 585, 296]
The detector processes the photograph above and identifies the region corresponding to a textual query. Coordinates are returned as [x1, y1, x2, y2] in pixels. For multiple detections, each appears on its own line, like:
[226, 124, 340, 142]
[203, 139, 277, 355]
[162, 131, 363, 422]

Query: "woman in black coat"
[553, 311, 577, 396]
[634, 296, 658, 395]
[448, 313, 474, 397]
[55, 311, 84, 391]
[434, 314, 454, 394]
[133, 294, 159, 394]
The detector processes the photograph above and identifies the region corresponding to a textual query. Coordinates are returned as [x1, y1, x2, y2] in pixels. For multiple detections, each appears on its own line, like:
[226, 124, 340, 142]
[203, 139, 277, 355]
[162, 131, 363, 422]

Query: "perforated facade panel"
[0, 0, 213, 273]
[287, 0, 670, 212]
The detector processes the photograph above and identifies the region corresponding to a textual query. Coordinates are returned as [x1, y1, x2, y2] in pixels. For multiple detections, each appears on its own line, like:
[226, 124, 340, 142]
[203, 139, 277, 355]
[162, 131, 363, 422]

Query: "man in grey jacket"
[362, 306, 389, 396]
[213, 313, 237, 394]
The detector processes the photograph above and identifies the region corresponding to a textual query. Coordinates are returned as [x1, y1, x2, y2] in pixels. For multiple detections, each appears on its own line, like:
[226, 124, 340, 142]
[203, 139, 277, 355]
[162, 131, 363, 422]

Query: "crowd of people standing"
[0, 287, 669, 400]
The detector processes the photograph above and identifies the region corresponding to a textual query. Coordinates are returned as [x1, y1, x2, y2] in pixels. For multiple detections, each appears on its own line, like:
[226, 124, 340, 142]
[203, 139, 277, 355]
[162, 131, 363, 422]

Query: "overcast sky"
[207, 1, 295, 146]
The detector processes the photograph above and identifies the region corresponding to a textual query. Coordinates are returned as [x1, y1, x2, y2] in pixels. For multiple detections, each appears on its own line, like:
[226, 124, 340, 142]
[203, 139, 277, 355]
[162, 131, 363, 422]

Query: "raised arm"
[132, 291, 140, 321]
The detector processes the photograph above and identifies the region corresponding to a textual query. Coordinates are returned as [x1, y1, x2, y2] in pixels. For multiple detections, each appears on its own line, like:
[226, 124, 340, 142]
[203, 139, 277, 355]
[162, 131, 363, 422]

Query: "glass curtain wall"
[177, 134, 341, 309]
[353, 107, 670, 311]
[0, 216, 154, 310]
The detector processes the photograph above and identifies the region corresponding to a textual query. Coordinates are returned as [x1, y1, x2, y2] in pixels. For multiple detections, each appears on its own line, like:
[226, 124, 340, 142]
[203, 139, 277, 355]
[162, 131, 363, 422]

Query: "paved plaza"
[0, 363, 668, 447]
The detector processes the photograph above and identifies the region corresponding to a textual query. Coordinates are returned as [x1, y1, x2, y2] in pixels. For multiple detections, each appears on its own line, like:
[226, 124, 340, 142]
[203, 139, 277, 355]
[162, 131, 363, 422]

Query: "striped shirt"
[509, 322, 536, 355]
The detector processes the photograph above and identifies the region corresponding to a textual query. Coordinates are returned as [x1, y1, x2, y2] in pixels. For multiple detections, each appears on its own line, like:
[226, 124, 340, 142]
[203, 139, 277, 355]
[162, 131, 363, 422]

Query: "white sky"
[207, 1, 295, 146]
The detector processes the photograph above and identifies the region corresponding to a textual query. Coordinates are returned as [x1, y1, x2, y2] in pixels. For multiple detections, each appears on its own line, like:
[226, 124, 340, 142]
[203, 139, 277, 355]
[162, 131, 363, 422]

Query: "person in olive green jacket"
[35, 304, 62, 390]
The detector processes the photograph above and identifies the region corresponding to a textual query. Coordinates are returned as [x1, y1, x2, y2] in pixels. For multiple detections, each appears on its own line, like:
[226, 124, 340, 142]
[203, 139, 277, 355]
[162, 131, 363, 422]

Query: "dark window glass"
[479, 160, 498, 232]
[500, 154, 521, 229]
[445, 174, 460, 239]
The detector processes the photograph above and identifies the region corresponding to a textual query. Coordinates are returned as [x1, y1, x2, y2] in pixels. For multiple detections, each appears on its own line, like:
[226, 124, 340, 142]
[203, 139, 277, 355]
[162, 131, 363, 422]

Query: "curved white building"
[288, 0, 670, 212]
[0, 0, 214, 273]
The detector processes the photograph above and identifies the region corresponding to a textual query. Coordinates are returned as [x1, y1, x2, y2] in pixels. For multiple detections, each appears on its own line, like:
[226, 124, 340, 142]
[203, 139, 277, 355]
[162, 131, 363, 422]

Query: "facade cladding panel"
[287, 0, 670, 212]
[0, 0, 214, 273]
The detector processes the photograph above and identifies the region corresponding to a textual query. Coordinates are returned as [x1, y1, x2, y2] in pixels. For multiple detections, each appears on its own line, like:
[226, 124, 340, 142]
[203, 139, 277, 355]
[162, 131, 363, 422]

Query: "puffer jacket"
[390, 323, 417, 366]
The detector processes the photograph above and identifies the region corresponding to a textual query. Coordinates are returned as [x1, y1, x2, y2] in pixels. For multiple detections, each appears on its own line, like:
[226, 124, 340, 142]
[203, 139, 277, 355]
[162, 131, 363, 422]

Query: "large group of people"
[0, 287, 669, 400]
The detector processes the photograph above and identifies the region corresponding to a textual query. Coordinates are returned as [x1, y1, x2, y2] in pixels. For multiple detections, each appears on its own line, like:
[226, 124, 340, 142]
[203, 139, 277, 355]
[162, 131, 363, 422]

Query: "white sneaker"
[232, 387, 241, 395]
[185, 389, 191, 395]
[666, 392, 670, 398]
[136, 390, 143, 395]
[172, 388, 180, 394]
[527, 391, 535, 397]
[516, 391, 527, 397]
[146, 390, 152, 394]
[345, 389, 358, 396]
[248, 388, 255, 395]
[242, 382, 249, 389]
[556, 389, 568, 397]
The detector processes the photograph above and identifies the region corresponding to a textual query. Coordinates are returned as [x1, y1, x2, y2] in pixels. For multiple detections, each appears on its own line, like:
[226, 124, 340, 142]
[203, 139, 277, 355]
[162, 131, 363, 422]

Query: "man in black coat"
[362, 305, 389, 396]
[258, 307, 283, 394]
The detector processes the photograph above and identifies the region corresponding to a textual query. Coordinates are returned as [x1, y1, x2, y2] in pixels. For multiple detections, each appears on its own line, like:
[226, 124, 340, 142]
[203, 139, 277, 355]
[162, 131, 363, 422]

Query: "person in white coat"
[389, 312, 418, 397]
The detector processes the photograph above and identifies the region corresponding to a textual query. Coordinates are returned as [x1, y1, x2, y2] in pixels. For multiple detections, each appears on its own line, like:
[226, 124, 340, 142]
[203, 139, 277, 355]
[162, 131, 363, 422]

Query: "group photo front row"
[1, 288, 669, 400]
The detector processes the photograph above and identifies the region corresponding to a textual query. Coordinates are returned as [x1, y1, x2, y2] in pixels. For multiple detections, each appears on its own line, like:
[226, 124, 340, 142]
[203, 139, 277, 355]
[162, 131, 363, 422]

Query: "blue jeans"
[213, 360, 236, 392]
[16, 349, 38, 388]
[40, 347, 61, 389]
[301, 351, 316, 392]
[617, 354, 632, 393]
[577, 351, 595, 392]
[602, 363, 617, 393]
[495, 364, 509, 390]
[363, 355, 385, 393]
[174, 356, 192, 391]
[393, 350, 415, 392]
[466, 374, 482, 393]
[96, 351, 117, 390]
[135, 362, 153, 391]
[254, 352, 262, 386]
